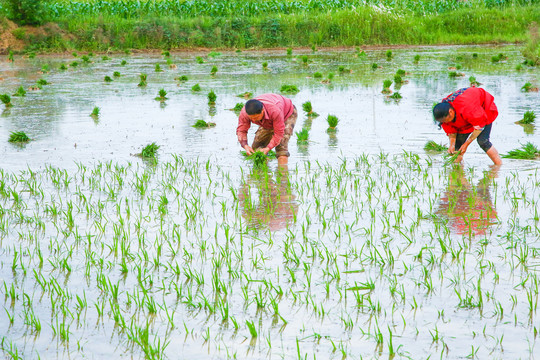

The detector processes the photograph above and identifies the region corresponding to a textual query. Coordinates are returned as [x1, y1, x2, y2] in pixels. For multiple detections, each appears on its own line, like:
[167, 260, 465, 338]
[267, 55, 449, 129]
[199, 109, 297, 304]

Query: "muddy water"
[0, 46, 539, 360]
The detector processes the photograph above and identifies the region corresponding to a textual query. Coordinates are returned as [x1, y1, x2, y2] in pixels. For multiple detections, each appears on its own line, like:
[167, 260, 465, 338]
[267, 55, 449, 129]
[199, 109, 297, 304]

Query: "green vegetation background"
[1, 0, 540, 52]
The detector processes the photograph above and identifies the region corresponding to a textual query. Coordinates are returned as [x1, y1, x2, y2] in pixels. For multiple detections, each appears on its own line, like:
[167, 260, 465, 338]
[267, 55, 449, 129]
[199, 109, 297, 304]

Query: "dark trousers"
[455, 123, 493, 152]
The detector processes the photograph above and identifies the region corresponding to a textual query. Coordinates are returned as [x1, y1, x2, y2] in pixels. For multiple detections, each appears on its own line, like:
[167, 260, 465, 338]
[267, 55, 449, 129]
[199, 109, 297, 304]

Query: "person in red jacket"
[433, 87, 502, 165]
[236, 93, 297, 165]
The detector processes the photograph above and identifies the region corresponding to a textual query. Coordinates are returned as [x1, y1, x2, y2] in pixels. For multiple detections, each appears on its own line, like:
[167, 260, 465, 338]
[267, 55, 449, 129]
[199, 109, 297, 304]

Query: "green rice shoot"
[502, 142, 540, 159]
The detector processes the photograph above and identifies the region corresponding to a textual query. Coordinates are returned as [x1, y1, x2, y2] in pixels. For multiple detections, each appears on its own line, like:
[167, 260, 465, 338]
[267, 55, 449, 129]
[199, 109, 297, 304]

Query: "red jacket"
[441, 87, 498, 135]
[236, 94, 294, 150]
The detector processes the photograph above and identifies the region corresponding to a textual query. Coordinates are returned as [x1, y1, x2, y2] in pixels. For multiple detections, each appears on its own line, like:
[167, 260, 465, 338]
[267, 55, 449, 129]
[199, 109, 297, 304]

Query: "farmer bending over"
[433, 87, 502, 165]
[237, 93, 297, 165]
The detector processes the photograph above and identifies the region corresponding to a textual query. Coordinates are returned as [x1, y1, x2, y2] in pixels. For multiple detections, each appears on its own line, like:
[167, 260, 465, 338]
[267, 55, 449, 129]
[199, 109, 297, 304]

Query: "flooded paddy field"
[0, 46, 540, 359]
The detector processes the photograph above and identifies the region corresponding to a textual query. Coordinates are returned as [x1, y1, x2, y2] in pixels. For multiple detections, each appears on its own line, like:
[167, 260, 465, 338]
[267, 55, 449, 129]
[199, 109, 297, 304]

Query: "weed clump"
[0, 94, 12, 107]
[192, 84, 201, 91]
[9, 131, 30, 143]
[519, 110, 536, 124]
[155, 89, 168, 101]
[424, 140, 447, 152]
[503, 142, 540, 159]
[302, 101, 319, 117]
[13, 86, 26, 97]
[296, 128, 309, 143]
[208, 90, 217, 105]
[280, 85, 299, 94]
[327, 114, 339, 130]
[138, 73, 148, 87]
[193, 119, 216, 128]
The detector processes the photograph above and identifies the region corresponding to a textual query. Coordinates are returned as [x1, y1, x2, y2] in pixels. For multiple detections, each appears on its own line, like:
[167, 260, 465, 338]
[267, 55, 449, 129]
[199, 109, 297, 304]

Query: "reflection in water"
[436, 166, 499, 236]
[238, 165, 298, 231]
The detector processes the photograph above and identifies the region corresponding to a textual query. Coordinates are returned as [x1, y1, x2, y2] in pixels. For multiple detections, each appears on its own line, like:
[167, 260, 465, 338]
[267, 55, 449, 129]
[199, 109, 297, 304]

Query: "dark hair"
[432, 102, 452, 122]
[245, 99, 263, 115]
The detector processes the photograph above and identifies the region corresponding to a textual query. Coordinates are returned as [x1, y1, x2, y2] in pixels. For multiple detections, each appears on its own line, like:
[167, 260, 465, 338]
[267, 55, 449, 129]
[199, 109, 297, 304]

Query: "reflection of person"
[436, 166, 498, 236]
[236, 94, 297, 165]
[432, 87, 502, 165]
[238, 166, 298, 231]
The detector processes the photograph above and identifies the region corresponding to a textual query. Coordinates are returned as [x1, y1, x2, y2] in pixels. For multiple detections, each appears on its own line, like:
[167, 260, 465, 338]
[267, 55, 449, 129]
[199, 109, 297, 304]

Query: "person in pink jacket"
[236, 93, 297, 165]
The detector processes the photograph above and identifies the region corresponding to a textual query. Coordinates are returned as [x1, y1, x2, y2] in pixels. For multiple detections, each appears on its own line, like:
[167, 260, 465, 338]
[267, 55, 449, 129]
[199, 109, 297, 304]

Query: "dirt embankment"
[0, 19, 25, 53]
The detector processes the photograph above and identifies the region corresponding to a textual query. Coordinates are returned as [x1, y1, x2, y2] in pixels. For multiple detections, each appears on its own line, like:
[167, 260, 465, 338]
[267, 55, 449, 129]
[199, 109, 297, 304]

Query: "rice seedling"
[196, 56, 204, 64]
[192, 120, 216, 128]
[155, 63, 163, 72]
[121, 60, 127, 66]
[138, 73, 148, 87]
[81, 55, 91, 63]
[59, 64, 68, 70]
[1, 94, 12, 107]
[155, 89, 168, 101]
[389, 92, 402, 99]
[502, 142, 540, 159]
[140, 142, 160, 159]
[443, 151, 462, 165]
[8, 50, 14, 62]
[210, 65, 218, 75]
[175, 75, 188, 81]
[372, 63, 379, 70]
[386, 50, 393, 59]
[301, 55, 309, 65]
[246, 151, 270, 169]
[311, 44, 317, 52]
[192, 84, 201, 91]
[280, 85, 299, 94]
[469, 76, 481, 86]
[286, 48, 292, 56]
[262, 61, 268, 69]
[37, 79, 48, 86]
[207, 90, 217, 105]
[237, 92, 252, 99]
[327, 114, 339, 130]
[12, 86, 26, 97]
[382, 79, 392, 94]
[516, 63, 524, 70]
[296, 128, 309, 143]
[162, 50, 170, 57]
[231, 103, 244, 112]
[71, 61, 79, 67]
[41, 64, 49, 73]
[338, 65, 351, 73]
[521, 82, 539, 92]
[424, 140, 447, 152]
[113, 71, 121, 77]
[313, 72, 323, 78]
[448, 71, 464, 77]
[90, 106, 100, 118]
[104, 75, 113, 82]
[394, 74, 403, 84]
[302, 101, 319, 117]
[8, 131, 30, 143]
[518, 110, 536, 124]
[414, 54, 420, 62]
[321, 72, 335, 84]
[102, 55, 111, 61]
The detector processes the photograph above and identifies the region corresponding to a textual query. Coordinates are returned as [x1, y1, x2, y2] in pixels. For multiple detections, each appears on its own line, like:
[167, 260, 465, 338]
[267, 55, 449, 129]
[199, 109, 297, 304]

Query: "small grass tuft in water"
[113, 71, 121, 77]
[1, 94, 12, 107]
[301, 55, 309, 65]
[302, 101, 319, 117]
[210, 65, 218, 75]
[386, 50, 393, 59]
[155, 89, 168, 101]
[196, 56, 204, 64]
[237, 92, 252, 99]
[59, 64, 67, 70]
[155, 63, 163, 72]
[424, 140, 447, 152]
[280, 85, 299, 94]
[141, 143, 160, 159]
[193, 119, 216, 128]
[104, 75, 113, 82]
[232, 103, 244, 112]
[138, 73, 147, 87]
[382, 79, 392, 93]
[327, 114, 339, 129]
[70, 61, 79, 67]
[12, 86, 26, 97]
[389, 92, 402, 99]
[175, 75, 188, 81]
[503, 142, 540, 159]
[102, 55, 111, 61]
[262, 61, 268, 69]
[371, 63, 379, 70]
[37, 79, 48, 86]
[81, 55, 91, 63]
[192, 84, 201, 91]
[162, 50, 170, 57]
[286, 48, 292, 56]
[8, 131, 30, 143]
[414, 54, 420, 62]
[296, 128, 309, 143]
[313, 72, 323, 78]
[90, 106, 100, 117]
[207, 90, 217, 104]
[394, 74, 403, 84]
[121, 60, 127, 66]
[519, 110, 536, 124]
[521, 82, 539, 92]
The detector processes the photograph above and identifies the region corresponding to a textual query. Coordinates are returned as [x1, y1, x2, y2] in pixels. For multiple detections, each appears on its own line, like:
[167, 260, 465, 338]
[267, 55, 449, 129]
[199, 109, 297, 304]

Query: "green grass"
[13, 3, 540, 52]
[296, 128, 309, 143]
[503, 142, 540, 159]
[280, 85, 299, 94]
[424, 140, 447, 152]
[232, 103, 244, 112]
[192, 119, 216, 128]
[8, 131, 30, 143]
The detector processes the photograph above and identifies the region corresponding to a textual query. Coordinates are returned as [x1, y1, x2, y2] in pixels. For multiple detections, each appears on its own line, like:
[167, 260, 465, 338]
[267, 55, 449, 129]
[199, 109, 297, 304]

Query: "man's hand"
[260, 147, 270, 155]
[447, 144, 455, 154]
[244, 145, 255, 155]
[458, 143, 469, 156]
